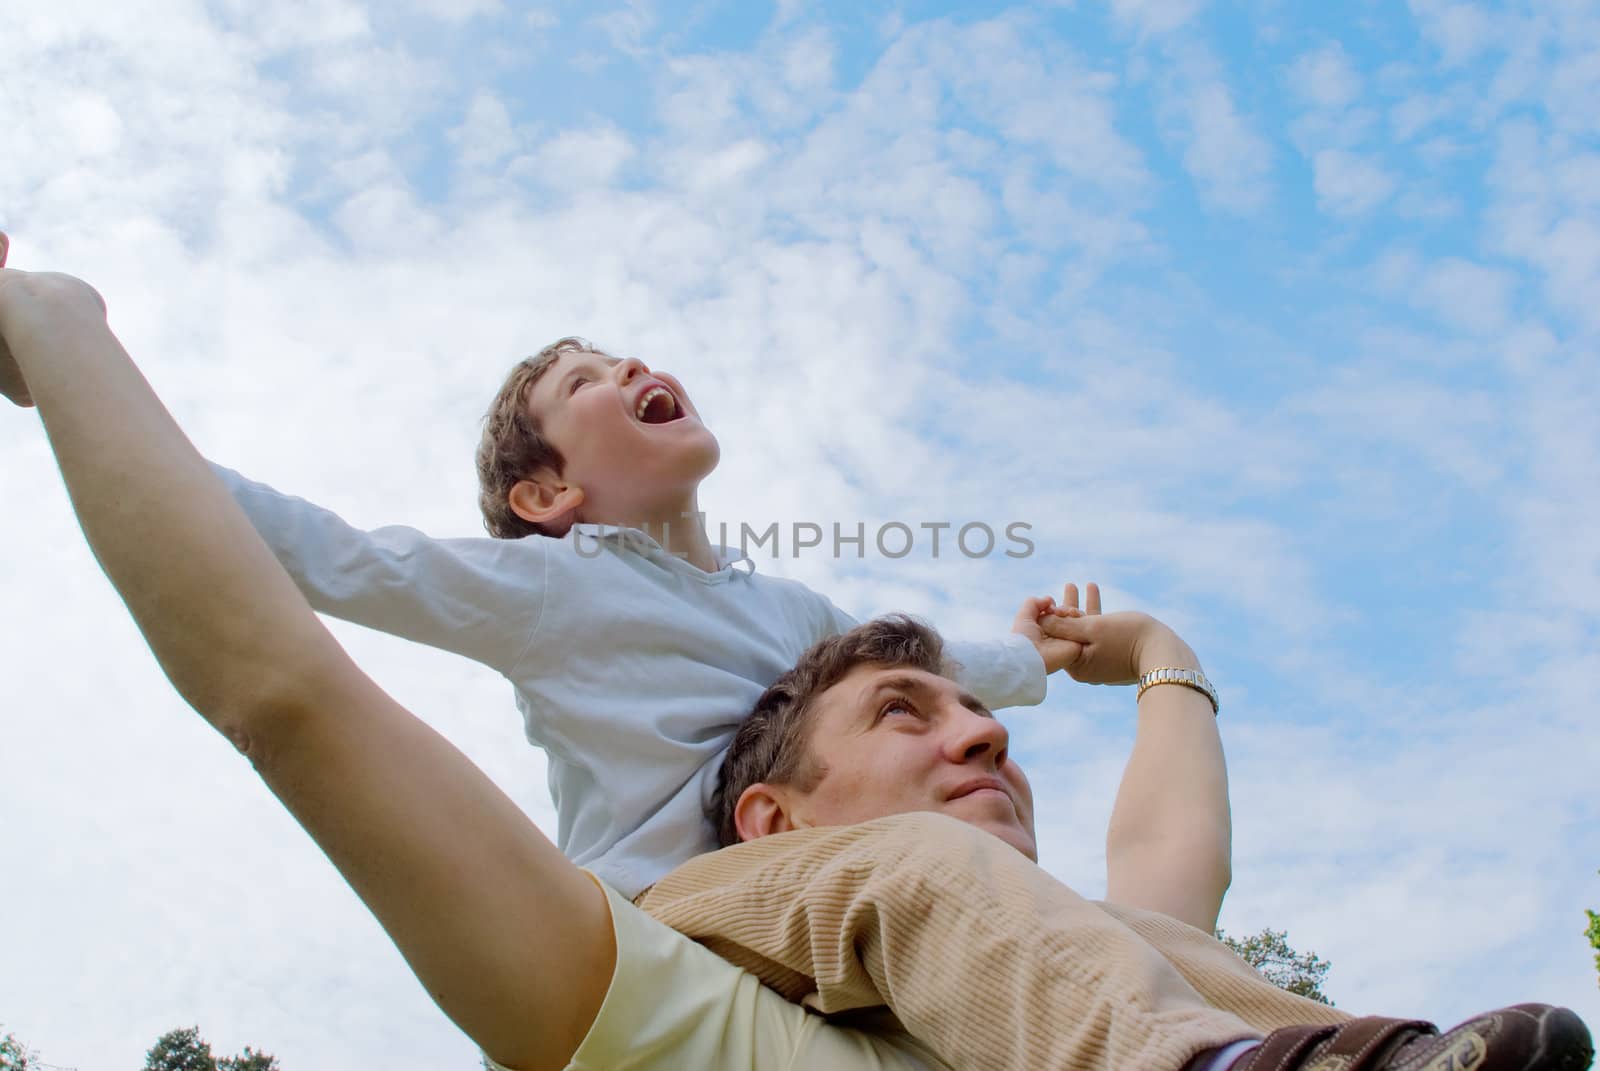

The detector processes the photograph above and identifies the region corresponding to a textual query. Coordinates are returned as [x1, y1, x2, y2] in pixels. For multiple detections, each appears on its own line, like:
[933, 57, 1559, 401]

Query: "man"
[2, 234, 1590, 1071]
[635, 613, 1594, 1071]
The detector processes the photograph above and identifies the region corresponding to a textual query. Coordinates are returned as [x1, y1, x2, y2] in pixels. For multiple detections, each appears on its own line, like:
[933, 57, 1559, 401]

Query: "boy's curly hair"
[475, 337, 610, 539]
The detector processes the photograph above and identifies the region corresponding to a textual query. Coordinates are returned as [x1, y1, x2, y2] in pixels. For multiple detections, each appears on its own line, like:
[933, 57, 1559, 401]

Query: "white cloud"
[1407, 0, 1498, 66]
[1374, 250, 1517, 335]
[519, 125, 637, 190]
[219, 0, 374, 50]
[1485, 126, 1600, 333]
[407, 0, 503, 21]
[449, 91, 520, 171]
[680, 137, 772, 192]
[1287, 365, 1506, 491]
[55, 90, 125, 158]
[1416, 257, 1516, 335]
[1107, 0, 1206, 37]
[1138, 37, 1275, 213]
[1290, 42, 1362, 109]
[1389, 90, 1452, 142]
[774, 0, 808, 28]
[590, 0, 655, 56]
[1173, 76, 1275, 213]
[781, 28, 835, 95]
[1312, 148, 1396, 216]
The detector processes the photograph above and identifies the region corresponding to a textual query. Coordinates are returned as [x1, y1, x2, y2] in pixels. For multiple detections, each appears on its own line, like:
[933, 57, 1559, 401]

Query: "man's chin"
[987, 822, 1038, 861]
[949, 800, 1037, 860]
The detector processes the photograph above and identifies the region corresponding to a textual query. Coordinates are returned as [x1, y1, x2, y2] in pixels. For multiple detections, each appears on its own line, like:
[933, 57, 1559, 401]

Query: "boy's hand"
[1011, 580, 1104, 676]
[1015, 581, 1200, 683]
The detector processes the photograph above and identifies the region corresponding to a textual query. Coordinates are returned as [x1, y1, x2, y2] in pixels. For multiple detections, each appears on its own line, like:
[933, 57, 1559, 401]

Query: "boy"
[215, 336, 1075, 896]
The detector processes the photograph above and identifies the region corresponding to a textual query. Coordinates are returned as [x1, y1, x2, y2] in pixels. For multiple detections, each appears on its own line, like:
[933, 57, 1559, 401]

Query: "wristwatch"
[1135, 666, 1219, 716]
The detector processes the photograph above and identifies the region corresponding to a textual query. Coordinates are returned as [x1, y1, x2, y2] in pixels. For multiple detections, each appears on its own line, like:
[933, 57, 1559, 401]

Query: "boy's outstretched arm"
[0, 237, 611, 1071]
[210, 463, 543, 675]
[822, 596, 1049, 710]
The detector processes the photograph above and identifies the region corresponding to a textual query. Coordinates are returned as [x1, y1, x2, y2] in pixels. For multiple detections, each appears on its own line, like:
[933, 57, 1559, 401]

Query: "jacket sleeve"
[213, 463, 544, 675]
[818, 595, 1047, 710]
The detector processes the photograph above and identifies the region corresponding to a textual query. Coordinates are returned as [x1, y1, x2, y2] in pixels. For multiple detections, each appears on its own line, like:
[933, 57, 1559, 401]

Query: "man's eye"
[569, 377, 588, 395]
[880, 699, 917, 720]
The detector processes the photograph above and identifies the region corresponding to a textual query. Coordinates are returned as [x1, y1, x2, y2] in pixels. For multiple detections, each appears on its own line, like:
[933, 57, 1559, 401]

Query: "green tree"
[144, 1027, 216, 1071]
[218, 1048, 280, 1071]
[1218, 927, 1334, 1005]
[1585, 871, 1599, 988]
[144, 1027, 279, 1071]
[0, 1027, 37, 1071]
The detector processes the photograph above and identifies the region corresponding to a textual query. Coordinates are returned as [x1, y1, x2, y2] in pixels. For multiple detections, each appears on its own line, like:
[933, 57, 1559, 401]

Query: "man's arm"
[0, 245, 609, 1071]
[1038, 587, 1231, 932]
[1102, 629, 1230, 932]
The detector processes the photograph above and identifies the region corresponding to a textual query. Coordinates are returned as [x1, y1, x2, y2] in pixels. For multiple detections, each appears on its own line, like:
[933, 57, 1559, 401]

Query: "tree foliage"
[218, 1049, 280, 1071]
[144, 1028, 216, 1071]
[1585, 872, 1600, 989]
[1218, 927, 1334, 1005]
[144, 1027, 279, 1071]
[0, 1028, 37, 1071]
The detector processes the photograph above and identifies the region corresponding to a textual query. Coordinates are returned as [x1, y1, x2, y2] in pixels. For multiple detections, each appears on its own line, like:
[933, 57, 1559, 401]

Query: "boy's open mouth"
[634, 385, 684, 425]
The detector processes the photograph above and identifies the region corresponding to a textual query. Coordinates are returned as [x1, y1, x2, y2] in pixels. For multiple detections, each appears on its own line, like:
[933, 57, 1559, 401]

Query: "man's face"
[785, 663, 1038, 859]
[524, 350, 720, 522]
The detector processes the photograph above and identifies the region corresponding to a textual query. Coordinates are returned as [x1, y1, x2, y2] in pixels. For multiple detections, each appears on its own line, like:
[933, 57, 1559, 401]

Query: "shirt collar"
[566, 523, 755, 578]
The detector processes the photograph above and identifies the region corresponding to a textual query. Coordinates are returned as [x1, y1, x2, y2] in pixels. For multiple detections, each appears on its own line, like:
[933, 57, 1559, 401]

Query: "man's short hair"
[475, 337, 610, 539]
[711, 615, 948, 847]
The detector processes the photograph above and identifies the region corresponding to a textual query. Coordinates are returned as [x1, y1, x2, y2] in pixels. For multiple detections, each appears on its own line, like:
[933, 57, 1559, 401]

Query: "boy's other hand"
[1012, 580, 1104, 676]
[1018, 581, 1200, 683]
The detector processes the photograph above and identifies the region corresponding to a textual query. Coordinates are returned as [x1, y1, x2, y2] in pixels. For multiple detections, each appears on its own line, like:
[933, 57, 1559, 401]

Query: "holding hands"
[1012, 581, 1202, 683]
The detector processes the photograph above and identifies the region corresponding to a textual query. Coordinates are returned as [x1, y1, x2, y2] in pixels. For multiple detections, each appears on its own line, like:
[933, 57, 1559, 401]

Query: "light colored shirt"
[219, 465, 1047, 896]
[486, 878, 949, 1071]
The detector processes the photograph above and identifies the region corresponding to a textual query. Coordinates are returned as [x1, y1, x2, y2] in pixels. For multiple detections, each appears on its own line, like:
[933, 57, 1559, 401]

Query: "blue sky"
[2, 1, 1597, 1067]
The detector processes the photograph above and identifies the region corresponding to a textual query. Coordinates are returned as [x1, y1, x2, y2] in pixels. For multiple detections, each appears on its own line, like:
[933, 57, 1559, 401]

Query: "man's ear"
[732, 783, 802, 843]
[508, 473, 585, 531]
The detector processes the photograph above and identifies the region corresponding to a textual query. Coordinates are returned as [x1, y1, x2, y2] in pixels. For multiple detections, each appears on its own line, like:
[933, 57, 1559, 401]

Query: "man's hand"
[0, 232, 108, 409]
[1014, 581, 1200, 682]
[0, 231, 31, 407]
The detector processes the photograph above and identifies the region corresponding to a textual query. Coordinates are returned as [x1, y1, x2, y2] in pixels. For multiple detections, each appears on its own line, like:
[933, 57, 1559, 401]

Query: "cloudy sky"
[3, 0, 1598, 1066]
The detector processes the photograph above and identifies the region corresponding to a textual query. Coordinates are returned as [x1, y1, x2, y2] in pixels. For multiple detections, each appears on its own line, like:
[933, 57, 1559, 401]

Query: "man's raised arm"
[1039, 585, 1231, 932]
[0, 234, 610, 1071]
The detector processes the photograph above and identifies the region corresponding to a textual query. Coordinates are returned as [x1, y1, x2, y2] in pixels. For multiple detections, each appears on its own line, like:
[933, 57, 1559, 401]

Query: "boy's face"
[525, 350, 720, 523]
[780, 663, 1038, 860]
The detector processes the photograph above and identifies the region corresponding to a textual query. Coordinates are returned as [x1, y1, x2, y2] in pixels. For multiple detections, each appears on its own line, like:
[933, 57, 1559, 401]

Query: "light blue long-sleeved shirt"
[218, 465, 1047, 896]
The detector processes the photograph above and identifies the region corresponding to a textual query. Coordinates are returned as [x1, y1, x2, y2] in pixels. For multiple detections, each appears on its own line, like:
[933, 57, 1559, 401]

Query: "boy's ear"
[732, 783, 802, 843]
[508, 472, 585, 530]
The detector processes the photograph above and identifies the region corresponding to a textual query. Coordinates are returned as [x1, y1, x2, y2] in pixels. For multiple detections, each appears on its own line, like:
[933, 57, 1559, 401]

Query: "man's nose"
[946, 706, 1010, 765]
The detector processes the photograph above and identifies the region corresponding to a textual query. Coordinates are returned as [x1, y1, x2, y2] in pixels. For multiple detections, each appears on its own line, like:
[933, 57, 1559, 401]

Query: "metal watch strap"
[1135, 666, 1219, 716]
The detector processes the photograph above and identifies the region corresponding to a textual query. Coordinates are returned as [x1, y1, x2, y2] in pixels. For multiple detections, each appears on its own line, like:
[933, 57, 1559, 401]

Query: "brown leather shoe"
[1233, 1003, 1593, 1071]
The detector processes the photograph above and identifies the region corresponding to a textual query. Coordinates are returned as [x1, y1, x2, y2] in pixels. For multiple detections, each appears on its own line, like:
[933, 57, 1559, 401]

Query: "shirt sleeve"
[942, 634, 1048, 710]
[493, 880, 938, 1071]
[213, 462, 543, 674]
[817, 594, 1047, 710]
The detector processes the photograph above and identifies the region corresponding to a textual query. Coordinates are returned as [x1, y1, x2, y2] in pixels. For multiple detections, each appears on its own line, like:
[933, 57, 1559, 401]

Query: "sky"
[2, 0, 1598, 1067]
